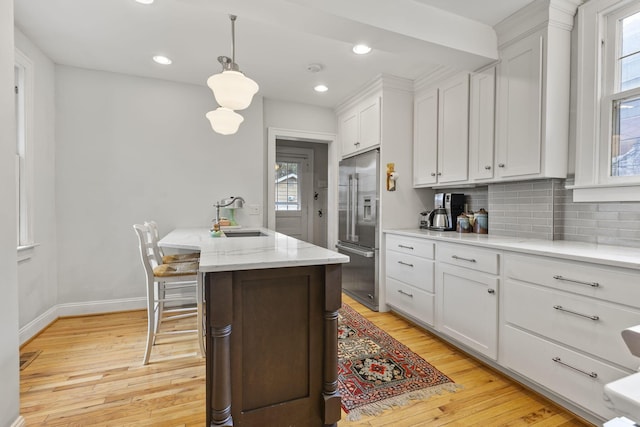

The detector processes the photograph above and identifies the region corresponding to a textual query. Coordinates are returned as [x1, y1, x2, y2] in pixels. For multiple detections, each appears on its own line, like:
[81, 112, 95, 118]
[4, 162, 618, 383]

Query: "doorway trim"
[267, 127, 338, 249]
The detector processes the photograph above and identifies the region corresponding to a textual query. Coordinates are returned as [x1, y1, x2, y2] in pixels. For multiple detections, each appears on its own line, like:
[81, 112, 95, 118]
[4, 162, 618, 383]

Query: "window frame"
[572, 0, 640, 201]
[15, 48, 35, 253]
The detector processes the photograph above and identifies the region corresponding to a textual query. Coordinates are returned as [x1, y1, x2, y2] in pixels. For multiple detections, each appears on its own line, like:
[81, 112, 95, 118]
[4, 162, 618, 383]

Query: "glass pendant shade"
[207, 70, 259, 111]
[206, 107, 244, 135]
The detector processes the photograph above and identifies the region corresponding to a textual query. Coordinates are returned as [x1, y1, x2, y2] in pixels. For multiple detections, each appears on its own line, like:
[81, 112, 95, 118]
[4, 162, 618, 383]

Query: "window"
[604, 4, 640, 179]
[275, 161, 300, 211]
[15, 49, 34, 248]
[572, 0, 640, 201]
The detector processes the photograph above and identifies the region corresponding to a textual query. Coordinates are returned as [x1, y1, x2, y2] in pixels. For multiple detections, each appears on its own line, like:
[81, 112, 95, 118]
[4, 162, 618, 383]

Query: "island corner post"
[205, 263, 342, 427]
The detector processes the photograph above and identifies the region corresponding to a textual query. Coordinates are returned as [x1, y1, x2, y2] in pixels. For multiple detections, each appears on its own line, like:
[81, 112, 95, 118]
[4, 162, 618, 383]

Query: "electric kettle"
[429, 208, 449, 229]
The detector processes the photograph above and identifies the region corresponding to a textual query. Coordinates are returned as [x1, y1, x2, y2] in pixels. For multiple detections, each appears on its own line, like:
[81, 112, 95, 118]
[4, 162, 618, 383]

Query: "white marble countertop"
[384, 229, 640, 270]
[159, 227, 349, 273]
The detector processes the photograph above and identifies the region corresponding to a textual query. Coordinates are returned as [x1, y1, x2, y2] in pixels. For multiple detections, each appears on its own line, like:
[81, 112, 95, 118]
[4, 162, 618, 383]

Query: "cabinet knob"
[498, 163, 505, 168]
[487, 289, 495, 294]
[430, 172, 436, 177]
[484, 165, 492, 170]
[437, 172, 442, 176]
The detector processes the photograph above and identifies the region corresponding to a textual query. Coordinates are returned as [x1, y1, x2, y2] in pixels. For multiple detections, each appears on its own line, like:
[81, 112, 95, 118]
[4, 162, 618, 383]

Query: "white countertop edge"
[160, 227, 349, 271]
[384, 229, 640, 271]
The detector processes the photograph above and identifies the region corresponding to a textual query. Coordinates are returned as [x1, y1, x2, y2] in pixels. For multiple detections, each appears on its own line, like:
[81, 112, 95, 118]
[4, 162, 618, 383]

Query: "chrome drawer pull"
[452, 255, 476, 263]
[398, 289, 414, 298]
[553, 275, 600, 288]
[553, 305, 600, 321]
[552, 357, 598, 378]
[398, 261, 414, 267]
[398, 244, 414, 250]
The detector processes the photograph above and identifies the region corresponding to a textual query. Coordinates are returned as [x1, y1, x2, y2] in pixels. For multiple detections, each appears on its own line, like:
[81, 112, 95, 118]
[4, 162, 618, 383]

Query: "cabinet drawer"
[436, 243, 499, 275]
[386, 234, 435, 259]
[504, 279, 640, 371]
[505, 253, 640, 307]
[502, 325, 629, 421]
[386, 277, 434, 326]
[386, 251, 434, 292]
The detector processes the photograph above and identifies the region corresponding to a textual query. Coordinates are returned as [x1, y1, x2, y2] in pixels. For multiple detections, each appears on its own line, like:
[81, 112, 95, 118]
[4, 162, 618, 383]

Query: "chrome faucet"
[213, 196, 246, 228]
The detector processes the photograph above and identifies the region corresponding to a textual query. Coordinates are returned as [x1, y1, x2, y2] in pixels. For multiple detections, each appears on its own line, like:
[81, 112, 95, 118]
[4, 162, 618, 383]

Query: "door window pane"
[275, 161, 300, 211]
[611, 96, 640, 176]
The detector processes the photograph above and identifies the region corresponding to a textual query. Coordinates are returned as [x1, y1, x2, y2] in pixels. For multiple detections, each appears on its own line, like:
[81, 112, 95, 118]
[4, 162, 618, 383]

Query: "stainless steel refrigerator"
[336, 149, 379, 311]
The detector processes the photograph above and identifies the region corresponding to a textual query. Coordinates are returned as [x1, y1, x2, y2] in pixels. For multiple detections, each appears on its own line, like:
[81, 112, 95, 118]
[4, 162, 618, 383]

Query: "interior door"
[275, 148, 313, 242]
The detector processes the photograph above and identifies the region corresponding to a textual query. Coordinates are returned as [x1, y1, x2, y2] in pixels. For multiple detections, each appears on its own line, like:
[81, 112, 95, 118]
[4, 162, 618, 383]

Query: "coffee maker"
[431, 193, 465, 231]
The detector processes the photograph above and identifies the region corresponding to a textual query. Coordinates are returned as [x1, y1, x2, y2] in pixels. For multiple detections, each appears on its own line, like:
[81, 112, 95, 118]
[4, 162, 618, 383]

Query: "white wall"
[0, 0, 21, 425]
[55, 65, 264, 306]
[14, 29, 58, 334]
[263, 98, 337, 134]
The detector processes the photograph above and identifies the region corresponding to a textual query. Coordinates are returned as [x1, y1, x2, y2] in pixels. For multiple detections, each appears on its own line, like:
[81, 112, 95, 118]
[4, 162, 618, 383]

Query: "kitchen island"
[159, 228, 349, 427]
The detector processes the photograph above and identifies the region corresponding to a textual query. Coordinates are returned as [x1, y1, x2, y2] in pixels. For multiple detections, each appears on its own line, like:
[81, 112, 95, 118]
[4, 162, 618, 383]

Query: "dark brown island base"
[205, 264, 342, 427]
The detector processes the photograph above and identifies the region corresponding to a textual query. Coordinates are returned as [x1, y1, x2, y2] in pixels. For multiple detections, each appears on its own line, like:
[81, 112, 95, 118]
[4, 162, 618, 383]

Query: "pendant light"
[206, 108, 244, 135]
[206, 15, 259, 135]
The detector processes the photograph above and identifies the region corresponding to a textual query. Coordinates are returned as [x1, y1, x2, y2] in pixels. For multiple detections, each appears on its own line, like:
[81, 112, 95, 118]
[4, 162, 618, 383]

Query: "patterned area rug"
[338, 304, 459, 420]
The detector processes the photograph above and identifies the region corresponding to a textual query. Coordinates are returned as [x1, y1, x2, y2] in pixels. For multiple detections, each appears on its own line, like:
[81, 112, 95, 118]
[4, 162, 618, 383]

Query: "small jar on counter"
[456, 213, 471, 233]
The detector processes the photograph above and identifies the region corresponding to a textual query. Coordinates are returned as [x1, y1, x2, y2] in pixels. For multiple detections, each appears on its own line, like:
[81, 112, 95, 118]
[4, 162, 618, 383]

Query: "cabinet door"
[496, 32, 543, 178]
[438, 74, 469, 184]
[340, 109, 358, 157]
[436, 263, 498, 359]
[358, 96, 381, 151]
[413, 89, 438, 186]
[469, 66, 496, 181]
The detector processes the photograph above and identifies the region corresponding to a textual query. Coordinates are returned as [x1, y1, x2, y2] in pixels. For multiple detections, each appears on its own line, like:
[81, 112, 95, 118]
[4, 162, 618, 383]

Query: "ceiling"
[13, 0, 536, 109]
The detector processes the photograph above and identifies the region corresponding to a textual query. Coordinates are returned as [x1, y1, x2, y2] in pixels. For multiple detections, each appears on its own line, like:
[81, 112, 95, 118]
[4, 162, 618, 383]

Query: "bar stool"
[133, 223, 205, 364]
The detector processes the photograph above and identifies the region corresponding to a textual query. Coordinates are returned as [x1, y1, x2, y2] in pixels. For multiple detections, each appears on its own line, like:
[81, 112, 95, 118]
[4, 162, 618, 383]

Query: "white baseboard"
[19, 297, 146, 345]
[12, 415, 25, 427]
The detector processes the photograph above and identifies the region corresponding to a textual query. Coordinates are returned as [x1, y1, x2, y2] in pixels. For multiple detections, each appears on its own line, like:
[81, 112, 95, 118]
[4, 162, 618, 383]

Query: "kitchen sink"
[223, 230, 267, 237]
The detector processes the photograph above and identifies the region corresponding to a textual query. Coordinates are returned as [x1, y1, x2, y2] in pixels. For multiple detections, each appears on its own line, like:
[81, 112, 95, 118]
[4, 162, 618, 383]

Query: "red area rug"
[338, 303, 459, 420]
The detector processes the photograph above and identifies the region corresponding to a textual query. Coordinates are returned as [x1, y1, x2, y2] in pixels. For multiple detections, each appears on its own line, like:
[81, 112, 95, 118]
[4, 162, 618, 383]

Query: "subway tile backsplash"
[446, 179, 640, 248]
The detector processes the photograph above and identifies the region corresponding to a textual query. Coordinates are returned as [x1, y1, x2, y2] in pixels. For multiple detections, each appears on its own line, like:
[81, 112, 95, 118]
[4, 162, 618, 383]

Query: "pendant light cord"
[230, 15, 237, 68]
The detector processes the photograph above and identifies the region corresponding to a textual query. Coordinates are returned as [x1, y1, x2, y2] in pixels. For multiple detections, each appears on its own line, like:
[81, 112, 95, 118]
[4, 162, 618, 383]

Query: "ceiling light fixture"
[152, 55, 172, 65]
[314, 84, 329, 93]
[352, 44, 372, 55]
[206, 15, 259, 135]
[135, 0, 154, 4]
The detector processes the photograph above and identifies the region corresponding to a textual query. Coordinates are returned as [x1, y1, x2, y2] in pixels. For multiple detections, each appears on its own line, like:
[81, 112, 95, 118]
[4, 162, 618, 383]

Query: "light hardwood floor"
[20, 294, 595, 426]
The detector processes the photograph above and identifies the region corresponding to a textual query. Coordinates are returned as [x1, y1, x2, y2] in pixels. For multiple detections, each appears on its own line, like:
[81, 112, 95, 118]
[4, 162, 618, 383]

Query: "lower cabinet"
[501, 325, 628, 421]
[382, 231, 640, 423]
[435, 259, 499, 360]
[385, 234, 435, 326]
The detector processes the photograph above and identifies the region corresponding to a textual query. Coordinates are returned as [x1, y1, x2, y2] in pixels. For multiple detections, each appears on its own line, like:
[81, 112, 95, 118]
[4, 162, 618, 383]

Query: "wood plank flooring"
[20, 294, 595, 426]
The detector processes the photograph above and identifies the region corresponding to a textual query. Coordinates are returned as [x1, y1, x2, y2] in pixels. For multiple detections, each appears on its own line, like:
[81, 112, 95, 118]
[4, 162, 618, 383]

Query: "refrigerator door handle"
[351, 173, 358, 241]
[346, 174, 352, 241]
[336, 243, 375, 258]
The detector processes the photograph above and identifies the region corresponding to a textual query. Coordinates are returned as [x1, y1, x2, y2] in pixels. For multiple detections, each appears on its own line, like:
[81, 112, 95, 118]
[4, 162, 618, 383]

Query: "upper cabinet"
[412, 0, 580, 188]
[413, 73, 470, 187]
[490, 0, 579, 182]
[338, 95, 381, 158]
[469, 66, 496, 181]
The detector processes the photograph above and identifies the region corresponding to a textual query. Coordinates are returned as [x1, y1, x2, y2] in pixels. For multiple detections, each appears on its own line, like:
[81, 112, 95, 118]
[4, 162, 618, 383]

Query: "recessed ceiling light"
[153, 55, 172, 65]
[136, 0, 154, 4]
[314, 84, 329, 93]
[352, 44, 372, 55]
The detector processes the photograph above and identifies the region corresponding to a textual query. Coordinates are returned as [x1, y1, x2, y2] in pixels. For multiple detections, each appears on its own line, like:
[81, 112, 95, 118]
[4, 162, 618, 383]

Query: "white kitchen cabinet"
[492, 16, 571, 181]
[501, 252, 640, 420]
[413, 73, 469, 187]
[469, 66, 496, 181]
[435, 244, 499, 360]
[413, 89, 438, 186]
[385, 234, 436, 326]
[495, 32, 543, 179]
[339, 95, 380, 158]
